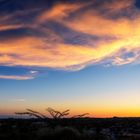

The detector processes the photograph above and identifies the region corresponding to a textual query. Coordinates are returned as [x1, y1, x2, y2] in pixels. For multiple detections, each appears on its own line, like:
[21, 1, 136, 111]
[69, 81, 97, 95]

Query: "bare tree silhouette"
[15, 107, 89, 119]
[47, 107, 70, 119]
[15, 109, 47, 119]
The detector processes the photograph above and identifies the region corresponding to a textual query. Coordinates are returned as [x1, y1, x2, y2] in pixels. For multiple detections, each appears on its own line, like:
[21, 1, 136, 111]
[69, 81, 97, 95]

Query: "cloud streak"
[10, 98, 26, 102]
[0, 0, 140, 71]
[0, 75, 34, 80]
[0, 70, 38, 80]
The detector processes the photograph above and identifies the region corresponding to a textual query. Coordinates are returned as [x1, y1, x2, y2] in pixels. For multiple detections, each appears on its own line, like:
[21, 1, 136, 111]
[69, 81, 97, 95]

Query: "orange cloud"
[0, 24, 23, 31]
[0, 75, 34, 80]
[0, 70, 38, 80]
[0, 36, 101, 68]
[102, 0, 134, 12]
[0, 0, 140, 70]
[0, 33, 140, 70]
[62, 9, 139, 37]
[37, 2, 85, 23]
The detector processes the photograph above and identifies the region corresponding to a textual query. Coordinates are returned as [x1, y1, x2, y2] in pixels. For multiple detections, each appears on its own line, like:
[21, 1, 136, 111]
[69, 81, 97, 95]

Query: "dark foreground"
[0, 117, 140, 140]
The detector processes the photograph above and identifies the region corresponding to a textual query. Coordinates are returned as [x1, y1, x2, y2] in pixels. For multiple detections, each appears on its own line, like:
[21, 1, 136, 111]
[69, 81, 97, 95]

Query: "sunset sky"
[0, 0, 140, 118]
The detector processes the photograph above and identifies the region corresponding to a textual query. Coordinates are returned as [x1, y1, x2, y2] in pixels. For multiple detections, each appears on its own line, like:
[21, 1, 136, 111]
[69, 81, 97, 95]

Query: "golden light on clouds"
[0, 75, 34, 80]
[38, 3, 83, 22]
[0, 0, 140, 70]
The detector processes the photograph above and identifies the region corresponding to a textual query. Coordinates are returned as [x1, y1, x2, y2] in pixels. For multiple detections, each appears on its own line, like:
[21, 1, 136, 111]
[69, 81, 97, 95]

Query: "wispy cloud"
[37, 3, 83, 23]
[0, 70, 38, 80]
[10, 98, 26, 102]
[0, 0, 140, 71]
[0, 75, 34, 80]
[0, 24, 23, 31]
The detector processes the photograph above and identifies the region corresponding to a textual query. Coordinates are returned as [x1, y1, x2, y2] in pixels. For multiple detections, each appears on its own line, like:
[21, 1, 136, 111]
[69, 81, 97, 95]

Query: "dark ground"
[0, 117, 140, 140]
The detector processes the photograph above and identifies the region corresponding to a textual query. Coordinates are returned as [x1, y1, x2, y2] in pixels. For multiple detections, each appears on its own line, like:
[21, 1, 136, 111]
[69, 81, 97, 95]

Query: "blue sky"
[1, 64, 140, 117]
